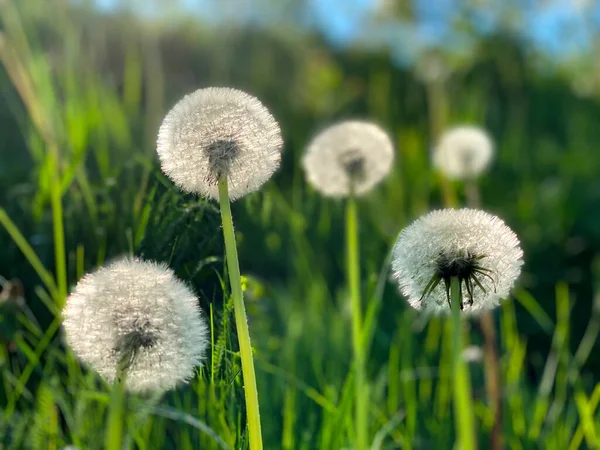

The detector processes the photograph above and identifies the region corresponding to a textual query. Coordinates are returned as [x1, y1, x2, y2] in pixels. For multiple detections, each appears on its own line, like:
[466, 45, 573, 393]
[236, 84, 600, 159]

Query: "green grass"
[2, 1, 600, 449]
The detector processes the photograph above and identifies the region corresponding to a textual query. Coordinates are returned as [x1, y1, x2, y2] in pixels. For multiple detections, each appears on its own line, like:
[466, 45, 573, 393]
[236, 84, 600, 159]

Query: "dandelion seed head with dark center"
[203, 139, 241, 185]
[115, 320, 158, 353]
[392, 209, 523, 315]
[114, 326, 158, 374]
[436, 252, 479, 280]
[339, 148, 367, 184]
[421, 251, 496, 311]
[157, 87, 283, 200]
[302, 121, 395, 197]
[62, 258, 209, 393]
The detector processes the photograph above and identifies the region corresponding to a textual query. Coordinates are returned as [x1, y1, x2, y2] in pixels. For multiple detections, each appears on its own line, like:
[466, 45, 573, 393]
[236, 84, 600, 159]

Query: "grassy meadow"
[1, 1, 600, 449]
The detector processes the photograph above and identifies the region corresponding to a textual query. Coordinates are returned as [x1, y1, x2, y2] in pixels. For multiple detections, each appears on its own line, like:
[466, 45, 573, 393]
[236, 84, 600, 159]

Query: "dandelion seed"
[62, 258, 209, 393]
[391, 209, 523, 314]
[433, 126, 494, 180]
[302, 120, 395, 197]
[157, 87, 283, 200]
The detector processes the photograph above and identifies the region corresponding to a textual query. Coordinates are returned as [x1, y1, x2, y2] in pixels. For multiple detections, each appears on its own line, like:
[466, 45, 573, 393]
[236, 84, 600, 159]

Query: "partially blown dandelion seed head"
[157, 87, 283, 200]
[391, 209, 523, 314]
[433, 126, 494, 180]
[302, 121, 395, 197]
[62, 258, 209, 393]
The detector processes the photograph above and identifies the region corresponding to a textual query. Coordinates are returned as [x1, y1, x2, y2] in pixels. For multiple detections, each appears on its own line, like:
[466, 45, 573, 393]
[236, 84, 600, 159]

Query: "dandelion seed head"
[157, 87, 283, 200]
[302, 121, 395, 197]
[433, 126, 494, 180]
[391, 209, 523, 314]
[62, 258, 209, 393]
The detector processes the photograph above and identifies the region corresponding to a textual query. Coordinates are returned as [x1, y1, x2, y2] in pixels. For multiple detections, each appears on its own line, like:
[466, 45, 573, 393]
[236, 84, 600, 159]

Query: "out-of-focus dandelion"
[62, 258, 209, 393]
[433, 126, 494, 181]
[302, 120, 395, 197]
[301, 120, 395, 450]
[157, 87, 283, 201]
[391, 208, 523, 314]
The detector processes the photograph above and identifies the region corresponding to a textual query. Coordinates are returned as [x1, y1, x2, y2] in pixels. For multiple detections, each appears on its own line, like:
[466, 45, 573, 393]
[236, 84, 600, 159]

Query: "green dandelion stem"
[105, 367, 127, 450]
[451, 277, 476, 450]
[218, 177, 263, 450]
[346, 194, 368, 450]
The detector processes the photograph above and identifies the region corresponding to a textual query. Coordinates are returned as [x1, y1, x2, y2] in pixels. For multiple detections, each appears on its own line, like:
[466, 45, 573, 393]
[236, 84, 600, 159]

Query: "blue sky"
[92, 0, 599, 57]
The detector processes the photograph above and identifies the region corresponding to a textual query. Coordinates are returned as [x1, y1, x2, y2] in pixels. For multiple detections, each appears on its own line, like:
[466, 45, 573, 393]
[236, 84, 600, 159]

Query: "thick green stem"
[346, 195, 367, 450]
[218, 178, 263, 450]
[105, 368, 126, 450]
[450, 277, 476, 450]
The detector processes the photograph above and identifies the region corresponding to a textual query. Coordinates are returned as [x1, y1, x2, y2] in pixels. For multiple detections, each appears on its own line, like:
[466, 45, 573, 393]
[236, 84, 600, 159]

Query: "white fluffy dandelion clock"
[157, 87, 283, 200]
[62, 258, 209, 393]
[433, 126, 494, 180]
[391, 209, 523, 314]
[302, 120, 395, 197]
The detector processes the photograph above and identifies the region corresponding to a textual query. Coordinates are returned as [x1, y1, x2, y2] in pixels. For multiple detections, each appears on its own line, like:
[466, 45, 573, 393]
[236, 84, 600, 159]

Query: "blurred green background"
[2, 0, 600, 448]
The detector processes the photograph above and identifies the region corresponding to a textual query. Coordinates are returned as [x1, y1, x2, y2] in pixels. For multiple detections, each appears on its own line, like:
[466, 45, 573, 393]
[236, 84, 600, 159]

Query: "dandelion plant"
[433, 126, 494, 182]
[157, 87, 284, 450]
[433, 125, 494, 207]
[433, 124, 507, 449]
[392, 208, 523, 448]
[302, 120, 395, 450]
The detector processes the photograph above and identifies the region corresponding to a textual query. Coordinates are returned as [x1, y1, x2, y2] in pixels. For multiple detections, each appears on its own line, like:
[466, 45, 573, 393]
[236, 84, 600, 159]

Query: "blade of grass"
[0, 208, 58, 297]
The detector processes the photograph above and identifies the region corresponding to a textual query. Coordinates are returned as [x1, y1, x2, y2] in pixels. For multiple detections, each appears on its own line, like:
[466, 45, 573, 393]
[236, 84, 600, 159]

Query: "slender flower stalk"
[450, 277, 477, 450]
[218, 177, 263, 450]
[346, 194, 367, 450]
[105, 372, 126, 450]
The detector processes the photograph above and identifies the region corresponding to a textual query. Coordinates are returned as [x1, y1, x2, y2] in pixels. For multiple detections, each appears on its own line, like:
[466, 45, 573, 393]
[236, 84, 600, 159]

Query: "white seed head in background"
[433, 126, 494, 180]
[302, 120, 395, 197]
[391, 209, 523, 315]
[62, 258, 209, 393]
[157, 87, 283, 200]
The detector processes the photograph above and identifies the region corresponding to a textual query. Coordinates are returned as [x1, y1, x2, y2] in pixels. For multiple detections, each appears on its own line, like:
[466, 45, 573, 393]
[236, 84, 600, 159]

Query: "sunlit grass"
[1, 1, 600, 449]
